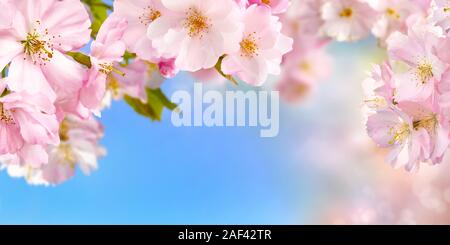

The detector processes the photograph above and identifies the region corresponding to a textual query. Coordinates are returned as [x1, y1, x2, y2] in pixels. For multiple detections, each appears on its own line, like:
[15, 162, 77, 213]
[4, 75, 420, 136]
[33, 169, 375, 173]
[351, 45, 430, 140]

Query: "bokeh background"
[1, 28, 450, 224]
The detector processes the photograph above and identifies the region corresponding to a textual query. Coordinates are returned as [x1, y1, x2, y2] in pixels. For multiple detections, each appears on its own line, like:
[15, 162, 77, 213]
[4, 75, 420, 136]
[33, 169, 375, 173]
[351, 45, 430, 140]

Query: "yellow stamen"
[59, 119, 70, 142]
[298, 61, 312, 72]
[386, 8, 400, 19]
[184, 8, 210, 38]
[416, 62, 433, 84]
[339, 8, 353, 18]
[0, 103, 14, 124]
[21, 32, 54, 65]
[413, 114, 437, 133]
[240, 33, 259, 58]
[139, 6, 161, 25]
[99, 63, 125, 76]
[388, 123, 410, 145]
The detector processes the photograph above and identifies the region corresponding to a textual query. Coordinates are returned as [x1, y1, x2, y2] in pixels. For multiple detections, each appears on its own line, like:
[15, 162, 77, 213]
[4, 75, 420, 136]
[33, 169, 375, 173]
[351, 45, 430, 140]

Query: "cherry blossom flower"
[1, 115, 105, 185]
[113, 0, 170, 62]
[386, 22, 447, 102]
[39, 115, 106, 185]
[221, 4, 293, 85]
[158, 58, 179, 78]
[362, 62, 396, 112]
[101, 59, 163, 109]
[0, 82, 59, 161]
[0, 0, 91, 106]
[0, 144, 50, 171]
[81, 15, 127, 112]
[366, 100, 450, 171]
[147, 0, 244, 72]
[321, 0, 377, 41]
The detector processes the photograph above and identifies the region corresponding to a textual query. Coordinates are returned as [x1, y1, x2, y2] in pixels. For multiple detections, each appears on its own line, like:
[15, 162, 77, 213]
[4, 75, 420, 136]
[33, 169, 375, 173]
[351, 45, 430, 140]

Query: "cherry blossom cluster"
[364, 0, 450, 171]
[0, 0, 297, 185]
[0, 0, 111, 185]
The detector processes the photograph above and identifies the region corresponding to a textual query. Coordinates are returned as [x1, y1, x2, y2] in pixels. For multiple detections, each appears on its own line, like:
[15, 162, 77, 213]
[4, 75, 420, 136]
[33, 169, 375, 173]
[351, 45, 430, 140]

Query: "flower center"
[386, 8, 400, 19]
[261, 0, 271, 5]
[184, 8, 210, 38]
[21, 31, 54, 65]
[0, 103, 14, 125]
[416, 62, 434, 84]
[240, 33, 259, 58]
[413, 114, 437, 133]
[99, 63, 125, 76]
[298, 61, 312, 72]
[59, 119, 70, 142]
[139, 6, 161, 25]
[339, 8, 353, 18]
[292, 83, 309, 98]
[444, 7, 450, 12]
[99, 63, 114, 74]
[388, 122, 410, 145]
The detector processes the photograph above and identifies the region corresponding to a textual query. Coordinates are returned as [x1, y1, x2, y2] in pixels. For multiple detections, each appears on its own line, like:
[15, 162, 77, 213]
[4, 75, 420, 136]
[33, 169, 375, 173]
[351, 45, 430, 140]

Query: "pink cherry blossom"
[362, 62, 396, 111]
[147, 0, 244, 72]
[1, 115, 105, 185]
[102, 59, 161, 109]
[386, 22, 447, 102]
[321, 0, 377, 41]
[221, 5, 293, 85]
[0, 86, 59, 157]
[366, 100, 449, 171]
[158, 58, 179, 78]
[81, 15, 127, 112]
[113, 0, 171, 62]
[248, 0, 290, 14]
[0, 144, 49, 171]
[0, 0, 91, 105]
[40, 115, 106, 185]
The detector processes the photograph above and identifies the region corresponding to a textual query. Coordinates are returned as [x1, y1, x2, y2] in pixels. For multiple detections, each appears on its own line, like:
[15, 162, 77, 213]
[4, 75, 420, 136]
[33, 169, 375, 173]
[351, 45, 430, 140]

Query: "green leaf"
[66, 52, 92, 68]
[1, 66, 6, 78]
[148, 89, 178, 111]
[82, 0, 111, 38]
[123, 51, 137, 65]
[124, 88, 178, 122]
